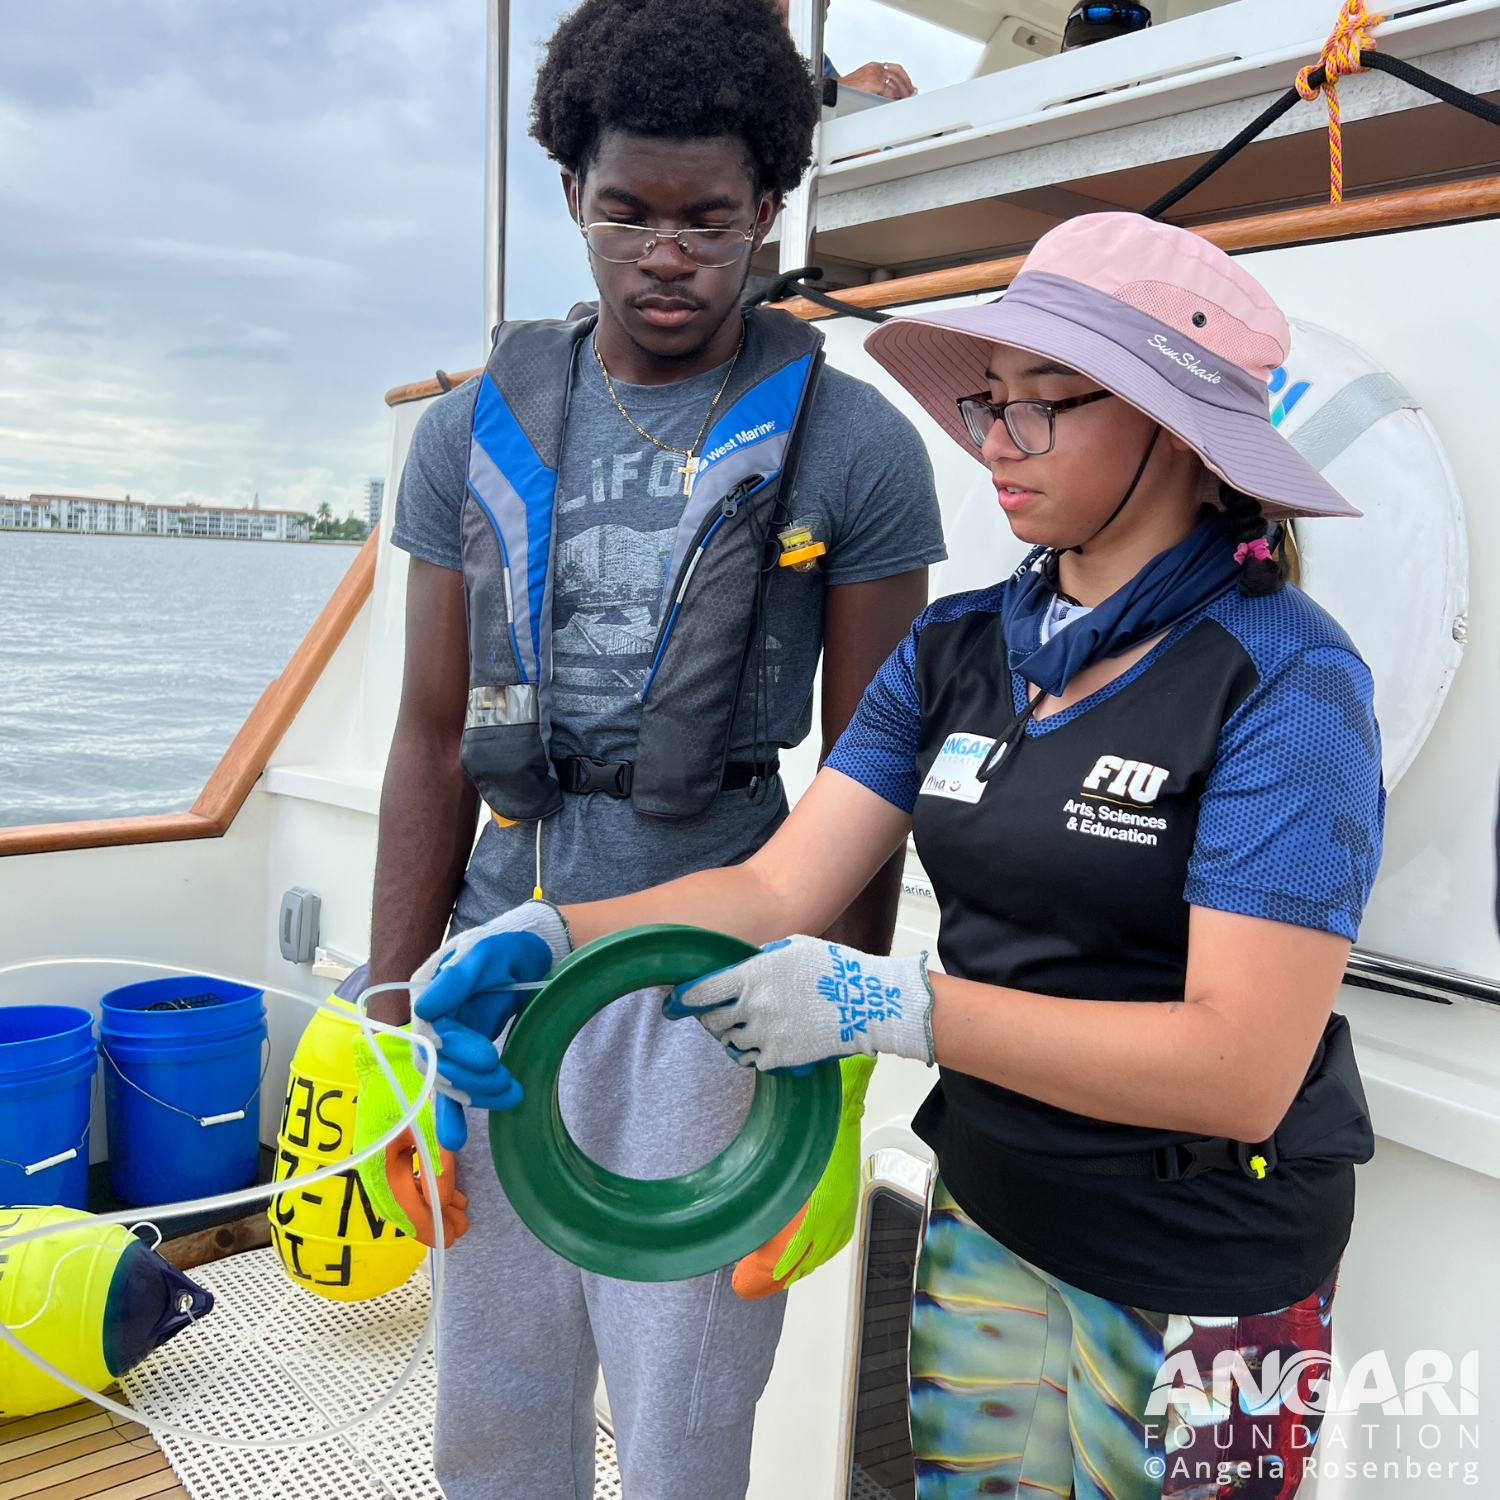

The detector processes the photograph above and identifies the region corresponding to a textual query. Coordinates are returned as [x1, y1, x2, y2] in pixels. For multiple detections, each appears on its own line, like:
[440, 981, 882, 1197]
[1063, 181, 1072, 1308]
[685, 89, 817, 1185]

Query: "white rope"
[0, 956, 447, 1449]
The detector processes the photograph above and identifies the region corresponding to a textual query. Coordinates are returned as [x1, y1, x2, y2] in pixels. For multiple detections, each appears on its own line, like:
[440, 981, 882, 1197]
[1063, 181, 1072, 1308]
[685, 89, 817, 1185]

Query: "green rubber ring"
[490, 925, 842, 1283]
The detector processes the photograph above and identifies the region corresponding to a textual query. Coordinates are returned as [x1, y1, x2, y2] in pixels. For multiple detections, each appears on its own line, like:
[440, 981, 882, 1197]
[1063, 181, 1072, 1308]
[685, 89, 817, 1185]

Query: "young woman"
[418, 214, 1385, 1497]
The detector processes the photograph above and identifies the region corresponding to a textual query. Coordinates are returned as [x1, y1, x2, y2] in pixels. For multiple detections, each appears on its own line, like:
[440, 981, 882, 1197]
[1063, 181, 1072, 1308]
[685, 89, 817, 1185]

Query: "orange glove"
[731, 1056, 875, 1300]
[733, 1205, 811, 1298]
[385, 1128, 470, 1249]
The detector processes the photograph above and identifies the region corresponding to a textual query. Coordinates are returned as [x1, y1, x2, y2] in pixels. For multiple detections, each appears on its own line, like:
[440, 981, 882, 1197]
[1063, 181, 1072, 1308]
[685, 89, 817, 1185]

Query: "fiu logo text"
[1083, 755, 1169, 805]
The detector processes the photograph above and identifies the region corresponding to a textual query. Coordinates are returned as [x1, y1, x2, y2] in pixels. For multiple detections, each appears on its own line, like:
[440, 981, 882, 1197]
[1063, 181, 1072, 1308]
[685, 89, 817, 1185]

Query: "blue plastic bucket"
[0, 1006, 96, 1209]
[99, 976, 267, 1206]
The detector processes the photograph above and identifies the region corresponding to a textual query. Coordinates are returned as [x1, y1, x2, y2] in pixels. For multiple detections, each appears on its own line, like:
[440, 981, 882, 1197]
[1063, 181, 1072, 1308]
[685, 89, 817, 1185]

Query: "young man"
[367, 1, 943, 1495]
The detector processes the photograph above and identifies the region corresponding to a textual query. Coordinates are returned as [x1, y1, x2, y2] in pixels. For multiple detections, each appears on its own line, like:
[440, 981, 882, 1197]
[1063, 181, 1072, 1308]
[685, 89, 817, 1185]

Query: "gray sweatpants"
[432, 988, 788, 1500]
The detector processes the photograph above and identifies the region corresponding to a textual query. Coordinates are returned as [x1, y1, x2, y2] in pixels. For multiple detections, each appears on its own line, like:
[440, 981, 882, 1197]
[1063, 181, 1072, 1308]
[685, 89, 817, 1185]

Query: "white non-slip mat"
[120, 1247, 622, 1499]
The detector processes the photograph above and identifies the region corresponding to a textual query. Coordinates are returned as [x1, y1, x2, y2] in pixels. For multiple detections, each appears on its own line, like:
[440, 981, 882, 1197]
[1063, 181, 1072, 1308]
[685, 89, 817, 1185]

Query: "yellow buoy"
[0, 1206, 212, 1417]
[270, 998, 426, 1301]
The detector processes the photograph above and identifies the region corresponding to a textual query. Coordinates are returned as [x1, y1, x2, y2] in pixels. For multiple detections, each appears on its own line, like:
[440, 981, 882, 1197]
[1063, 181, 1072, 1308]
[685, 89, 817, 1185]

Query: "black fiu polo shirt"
[825, 579, 1385, 1314]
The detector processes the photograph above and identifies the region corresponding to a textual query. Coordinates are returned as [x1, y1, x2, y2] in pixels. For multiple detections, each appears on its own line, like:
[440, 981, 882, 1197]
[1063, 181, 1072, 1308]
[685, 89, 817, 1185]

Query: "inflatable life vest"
[0, 1205, 212, 1416]
[460, 306, 825, 821]
[270, 1000, 426, 1302]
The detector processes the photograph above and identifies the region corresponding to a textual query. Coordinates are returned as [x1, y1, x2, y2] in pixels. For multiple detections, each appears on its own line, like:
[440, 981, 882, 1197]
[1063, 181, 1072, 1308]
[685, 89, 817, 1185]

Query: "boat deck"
[1, 1401, 624, 1500]
[3, 1243, 624, 1500]
[0, 1403, 187, 1500]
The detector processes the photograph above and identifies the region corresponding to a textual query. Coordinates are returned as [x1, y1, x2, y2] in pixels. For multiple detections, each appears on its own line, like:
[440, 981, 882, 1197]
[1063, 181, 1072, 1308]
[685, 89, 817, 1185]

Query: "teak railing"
[0, 529, 381, 857]
[11, 172, 1500, 858]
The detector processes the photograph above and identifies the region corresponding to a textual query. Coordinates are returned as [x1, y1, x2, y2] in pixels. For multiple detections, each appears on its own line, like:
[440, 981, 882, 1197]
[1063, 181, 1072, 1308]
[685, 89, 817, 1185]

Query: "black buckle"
[554, 756, 633, 798]
[1154, 1142, 1198, 1181]
[1153, 1137, 1277, 1182]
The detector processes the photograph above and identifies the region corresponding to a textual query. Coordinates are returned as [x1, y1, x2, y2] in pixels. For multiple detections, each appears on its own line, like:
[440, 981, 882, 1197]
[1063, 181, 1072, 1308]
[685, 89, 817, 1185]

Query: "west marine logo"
[702, 419, 779, 466]
[1082, 755, 1170, 805]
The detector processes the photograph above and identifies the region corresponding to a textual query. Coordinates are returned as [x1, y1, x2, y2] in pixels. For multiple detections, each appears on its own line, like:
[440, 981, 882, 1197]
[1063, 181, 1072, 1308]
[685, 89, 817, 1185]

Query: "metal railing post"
[780, 0, 825, 275]
[483, 0, 510, 346]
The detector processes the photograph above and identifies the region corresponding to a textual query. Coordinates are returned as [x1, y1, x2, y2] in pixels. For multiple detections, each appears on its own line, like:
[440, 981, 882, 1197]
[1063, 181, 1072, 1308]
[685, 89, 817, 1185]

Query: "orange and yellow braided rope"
[1296, 0, 1388, 204]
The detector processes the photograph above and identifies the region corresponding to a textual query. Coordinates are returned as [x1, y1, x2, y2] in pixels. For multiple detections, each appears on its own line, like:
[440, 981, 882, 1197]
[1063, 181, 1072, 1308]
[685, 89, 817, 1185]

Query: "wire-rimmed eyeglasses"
[580, 220, 756, 268]
[956, 388, 1114, 454]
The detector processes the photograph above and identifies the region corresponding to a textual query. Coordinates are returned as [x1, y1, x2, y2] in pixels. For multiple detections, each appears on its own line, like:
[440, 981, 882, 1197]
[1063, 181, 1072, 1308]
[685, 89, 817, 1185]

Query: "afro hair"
[529, 0, 821, 195]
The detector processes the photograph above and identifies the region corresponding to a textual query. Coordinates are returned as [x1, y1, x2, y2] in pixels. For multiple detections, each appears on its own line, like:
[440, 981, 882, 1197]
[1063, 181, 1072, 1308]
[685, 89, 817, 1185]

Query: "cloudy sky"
[0, 1, 978, 517]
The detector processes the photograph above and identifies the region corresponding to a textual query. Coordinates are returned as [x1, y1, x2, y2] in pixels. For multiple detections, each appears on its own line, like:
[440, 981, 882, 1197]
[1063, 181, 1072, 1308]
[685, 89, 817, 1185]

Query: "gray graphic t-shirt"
[549, 363, 707, 758]
[393, 330, 944, 929]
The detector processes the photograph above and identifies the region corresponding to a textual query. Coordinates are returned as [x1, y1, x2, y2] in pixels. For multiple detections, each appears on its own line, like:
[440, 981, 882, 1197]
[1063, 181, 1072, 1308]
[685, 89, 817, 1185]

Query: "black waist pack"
[986, 1011, 1375, 1183]
[1272, 1010, 1375, 1166]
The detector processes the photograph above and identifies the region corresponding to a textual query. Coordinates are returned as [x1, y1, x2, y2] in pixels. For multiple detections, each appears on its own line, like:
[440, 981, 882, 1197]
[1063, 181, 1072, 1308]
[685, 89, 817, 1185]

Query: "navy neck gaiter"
[1002, 509, 1244, 699]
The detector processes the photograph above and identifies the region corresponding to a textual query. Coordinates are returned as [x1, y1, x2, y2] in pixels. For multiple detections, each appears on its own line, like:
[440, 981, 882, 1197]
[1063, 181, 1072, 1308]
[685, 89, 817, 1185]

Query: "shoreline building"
[0, 493, 310, 541]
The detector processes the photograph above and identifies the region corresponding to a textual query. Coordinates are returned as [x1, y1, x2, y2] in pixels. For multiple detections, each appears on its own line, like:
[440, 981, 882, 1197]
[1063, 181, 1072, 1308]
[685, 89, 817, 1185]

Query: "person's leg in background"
[432, 1108, 601, 1500]
[565, 988, 787, 1500]
[586, 1263, 787, 1500]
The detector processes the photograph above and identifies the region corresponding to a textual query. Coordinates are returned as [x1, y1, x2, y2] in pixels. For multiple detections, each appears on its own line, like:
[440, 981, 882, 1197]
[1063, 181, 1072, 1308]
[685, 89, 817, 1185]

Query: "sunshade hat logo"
[863, 213, 1361, 522]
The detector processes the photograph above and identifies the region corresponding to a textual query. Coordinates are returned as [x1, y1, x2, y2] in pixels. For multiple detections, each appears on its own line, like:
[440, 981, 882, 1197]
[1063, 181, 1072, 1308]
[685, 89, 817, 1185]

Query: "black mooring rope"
[746, 265, 892, 323]
[1145, 52, 1500, 221]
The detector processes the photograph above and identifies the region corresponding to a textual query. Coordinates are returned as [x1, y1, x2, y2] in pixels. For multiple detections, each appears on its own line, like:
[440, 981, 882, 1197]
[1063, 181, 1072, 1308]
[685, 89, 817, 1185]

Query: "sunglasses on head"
[1062, 2, 1152, 49]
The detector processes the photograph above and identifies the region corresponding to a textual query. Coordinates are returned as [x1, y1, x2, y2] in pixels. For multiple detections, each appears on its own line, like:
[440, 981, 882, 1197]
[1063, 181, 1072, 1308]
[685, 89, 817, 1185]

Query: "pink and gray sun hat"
[863, 213, 1359, 521]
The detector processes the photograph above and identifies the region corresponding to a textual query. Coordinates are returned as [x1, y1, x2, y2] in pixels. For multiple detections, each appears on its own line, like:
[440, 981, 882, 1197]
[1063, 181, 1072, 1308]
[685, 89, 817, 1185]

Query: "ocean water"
[0, 532, 359, 827]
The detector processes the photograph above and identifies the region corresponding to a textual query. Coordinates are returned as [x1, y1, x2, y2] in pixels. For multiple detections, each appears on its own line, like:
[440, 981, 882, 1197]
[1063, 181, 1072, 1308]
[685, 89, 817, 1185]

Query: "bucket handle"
[0, 1071, 96, 1176]
[100, 1038, 269, 1128]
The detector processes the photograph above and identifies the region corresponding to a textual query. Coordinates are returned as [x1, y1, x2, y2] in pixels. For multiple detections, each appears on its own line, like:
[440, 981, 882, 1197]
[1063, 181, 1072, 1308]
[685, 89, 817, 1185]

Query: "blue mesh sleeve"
[825, 621, 925, 813]
[1185, 643, 1385, 939]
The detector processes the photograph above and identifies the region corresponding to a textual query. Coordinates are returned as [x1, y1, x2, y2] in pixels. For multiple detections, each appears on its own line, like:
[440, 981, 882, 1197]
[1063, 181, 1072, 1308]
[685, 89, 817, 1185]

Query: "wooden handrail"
[385, 371, 480, 407]
[775, 175, 1500, 319]
[384, 172, 1500, 410]
[0, 529, 381, 857]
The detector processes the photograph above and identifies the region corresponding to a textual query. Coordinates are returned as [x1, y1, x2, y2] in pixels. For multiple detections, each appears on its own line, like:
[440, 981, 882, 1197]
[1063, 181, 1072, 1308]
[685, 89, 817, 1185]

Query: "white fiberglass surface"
[0, 532, 358, 827]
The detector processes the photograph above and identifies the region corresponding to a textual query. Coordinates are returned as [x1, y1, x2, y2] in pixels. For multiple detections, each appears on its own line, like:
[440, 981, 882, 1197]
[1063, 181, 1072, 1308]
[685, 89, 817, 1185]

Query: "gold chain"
[592, 328, 745, 496]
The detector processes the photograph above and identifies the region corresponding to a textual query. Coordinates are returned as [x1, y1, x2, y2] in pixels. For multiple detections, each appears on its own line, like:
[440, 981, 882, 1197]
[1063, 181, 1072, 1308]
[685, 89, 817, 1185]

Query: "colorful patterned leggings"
[909, 1180, 1336, 1500]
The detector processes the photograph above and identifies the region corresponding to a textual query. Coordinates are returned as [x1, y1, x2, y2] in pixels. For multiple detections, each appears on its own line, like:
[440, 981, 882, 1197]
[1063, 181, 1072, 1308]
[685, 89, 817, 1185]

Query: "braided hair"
[1219, 483, 1296, 597]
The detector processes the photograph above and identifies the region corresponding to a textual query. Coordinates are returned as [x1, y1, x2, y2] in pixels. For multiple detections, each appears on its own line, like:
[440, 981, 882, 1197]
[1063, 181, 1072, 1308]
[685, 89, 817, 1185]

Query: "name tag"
[919, 732, 997, 805]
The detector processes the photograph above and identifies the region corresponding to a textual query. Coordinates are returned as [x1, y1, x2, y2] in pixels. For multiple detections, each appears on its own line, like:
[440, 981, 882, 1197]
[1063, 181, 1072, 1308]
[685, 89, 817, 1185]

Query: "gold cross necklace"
[592, 327, 745, 497]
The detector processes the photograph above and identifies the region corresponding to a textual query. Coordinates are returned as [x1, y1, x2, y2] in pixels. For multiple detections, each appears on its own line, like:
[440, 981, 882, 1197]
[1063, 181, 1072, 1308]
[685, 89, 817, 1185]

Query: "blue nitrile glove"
[409, 900, 572, 1150]
[664, 936, 934, 1072]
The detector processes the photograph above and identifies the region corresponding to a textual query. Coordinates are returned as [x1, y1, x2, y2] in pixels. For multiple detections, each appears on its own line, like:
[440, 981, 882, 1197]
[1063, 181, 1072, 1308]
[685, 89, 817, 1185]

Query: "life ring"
[489, 926, 841, 1283]
[1274, 319, 1467, 789]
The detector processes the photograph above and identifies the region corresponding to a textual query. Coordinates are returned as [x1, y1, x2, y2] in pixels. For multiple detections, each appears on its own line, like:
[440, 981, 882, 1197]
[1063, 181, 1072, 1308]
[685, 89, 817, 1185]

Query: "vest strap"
[986, 1133, 1279, 1181]
[551, 755, 780, 799]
